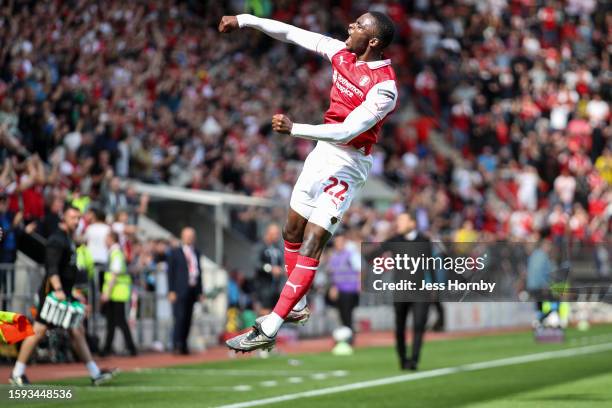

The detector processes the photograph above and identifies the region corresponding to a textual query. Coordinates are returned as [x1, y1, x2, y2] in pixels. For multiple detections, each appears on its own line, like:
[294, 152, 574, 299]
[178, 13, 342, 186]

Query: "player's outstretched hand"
[218, 16, 239, 33]
[272, 114, 293, 134]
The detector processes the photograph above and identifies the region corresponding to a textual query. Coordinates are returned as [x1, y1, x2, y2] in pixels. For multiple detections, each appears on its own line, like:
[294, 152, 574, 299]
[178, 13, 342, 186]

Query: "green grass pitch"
[4, 324, 612, 408]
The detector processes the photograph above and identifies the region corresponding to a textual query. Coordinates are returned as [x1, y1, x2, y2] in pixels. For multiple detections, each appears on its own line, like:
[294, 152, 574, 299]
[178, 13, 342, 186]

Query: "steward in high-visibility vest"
[100, 231, 137, 356]
[72, 244, 95, 309]
[102, 244, 131, 302]
[77, 245, 95, 281]
[70, 193, 91, 214]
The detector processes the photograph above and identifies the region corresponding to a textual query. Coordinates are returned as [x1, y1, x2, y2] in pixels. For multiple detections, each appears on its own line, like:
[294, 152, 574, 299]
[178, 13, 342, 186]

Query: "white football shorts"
[289, 141, 372, 234]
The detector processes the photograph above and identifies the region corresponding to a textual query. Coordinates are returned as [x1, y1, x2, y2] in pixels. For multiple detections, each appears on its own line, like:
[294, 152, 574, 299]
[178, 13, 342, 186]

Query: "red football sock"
[284, 240, 302, 277]
[273, 255, 318, 319]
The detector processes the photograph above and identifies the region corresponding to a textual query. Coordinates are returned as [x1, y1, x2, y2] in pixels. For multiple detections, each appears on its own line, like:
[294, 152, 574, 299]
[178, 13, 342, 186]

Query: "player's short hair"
[368, 11, 395, 49]
[60, 204, 81, 222]
[91, 206, 106, 222]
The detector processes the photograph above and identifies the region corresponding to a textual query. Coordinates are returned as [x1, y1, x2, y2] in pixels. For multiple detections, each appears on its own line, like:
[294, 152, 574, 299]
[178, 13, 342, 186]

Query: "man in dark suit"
[386, 212, 431, 371]
[252, 223, 284, 316]
[167, 227, 204, 354]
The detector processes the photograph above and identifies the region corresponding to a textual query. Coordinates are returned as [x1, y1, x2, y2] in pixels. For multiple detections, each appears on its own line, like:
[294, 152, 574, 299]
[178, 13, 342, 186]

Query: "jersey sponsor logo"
[338, 55, 347, 65]
[359, 75, 370, 86]
[333, 71, 364, 99]
[377, 88, 396, 100]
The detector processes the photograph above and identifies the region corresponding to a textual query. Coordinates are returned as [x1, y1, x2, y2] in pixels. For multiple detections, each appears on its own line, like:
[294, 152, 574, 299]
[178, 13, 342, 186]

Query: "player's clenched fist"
[218, 16, 239, 33]
[272, 114, 293, 134]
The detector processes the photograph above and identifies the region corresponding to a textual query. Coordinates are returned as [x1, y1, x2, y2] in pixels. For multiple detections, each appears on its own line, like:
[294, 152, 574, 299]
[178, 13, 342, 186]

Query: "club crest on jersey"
[359, 76, 370, 86]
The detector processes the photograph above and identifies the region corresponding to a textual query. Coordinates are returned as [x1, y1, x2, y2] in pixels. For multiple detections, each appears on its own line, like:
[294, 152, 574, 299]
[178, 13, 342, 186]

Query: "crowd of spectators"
[222, 0, 611, 325]
[0, 0, 610, 292]
[223, 0, 611, 251]
[373, 0, 611, 247]
[0, 150, 168, 301]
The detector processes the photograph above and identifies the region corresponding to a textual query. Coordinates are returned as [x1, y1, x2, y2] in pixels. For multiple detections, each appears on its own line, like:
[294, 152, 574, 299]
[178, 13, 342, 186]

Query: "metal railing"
[0, 258, 225, 353]
[0, 262, 44, 315]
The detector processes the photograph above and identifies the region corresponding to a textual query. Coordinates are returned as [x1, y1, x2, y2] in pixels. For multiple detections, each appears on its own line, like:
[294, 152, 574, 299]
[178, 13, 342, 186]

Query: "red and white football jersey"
[316, 39, 398, 155]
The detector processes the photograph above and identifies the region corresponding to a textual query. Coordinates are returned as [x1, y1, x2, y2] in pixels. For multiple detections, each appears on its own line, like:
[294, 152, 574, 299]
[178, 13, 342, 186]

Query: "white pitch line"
[213, 342, 612, 408]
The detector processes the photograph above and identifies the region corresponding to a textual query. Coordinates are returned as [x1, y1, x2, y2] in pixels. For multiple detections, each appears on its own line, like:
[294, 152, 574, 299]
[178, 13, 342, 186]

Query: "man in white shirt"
[553, 169, 576, 210]
[586, 94, 609, 127]
[84, 208, 110, 266]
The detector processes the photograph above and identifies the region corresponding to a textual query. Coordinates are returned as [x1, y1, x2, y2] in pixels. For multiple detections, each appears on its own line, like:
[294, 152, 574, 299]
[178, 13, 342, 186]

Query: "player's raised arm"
[218, 15, 344, 61]
[272, 80, 397, 143]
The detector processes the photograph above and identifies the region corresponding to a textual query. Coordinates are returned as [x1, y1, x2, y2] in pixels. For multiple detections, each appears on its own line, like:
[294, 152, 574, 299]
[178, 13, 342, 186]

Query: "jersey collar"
[356, 59, 392, 69]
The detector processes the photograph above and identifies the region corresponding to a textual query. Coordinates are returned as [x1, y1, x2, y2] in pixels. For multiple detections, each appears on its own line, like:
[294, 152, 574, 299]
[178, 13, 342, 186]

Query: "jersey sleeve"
[290, 105, 375, 143]
[360, 80, 398, 121]
[315, 37, 346, 61]
[236, 14, 344, 61]
[290, 74, 396, 143]
[290, 80, 397, 143]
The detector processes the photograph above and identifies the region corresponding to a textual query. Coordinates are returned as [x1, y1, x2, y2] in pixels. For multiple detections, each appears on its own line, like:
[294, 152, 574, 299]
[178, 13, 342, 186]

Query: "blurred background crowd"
[0, 0, 610, 351]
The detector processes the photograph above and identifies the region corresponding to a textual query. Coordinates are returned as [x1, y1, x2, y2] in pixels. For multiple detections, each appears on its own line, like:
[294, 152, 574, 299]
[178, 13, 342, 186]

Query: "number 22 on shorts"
[323, 176, 349, 206]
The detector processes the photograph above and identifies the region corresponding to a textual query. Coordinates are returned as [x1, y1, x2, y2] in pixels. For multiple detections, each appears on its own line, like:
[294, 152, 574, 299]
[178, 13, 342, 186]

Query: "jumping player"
[219, 11, 397, 352]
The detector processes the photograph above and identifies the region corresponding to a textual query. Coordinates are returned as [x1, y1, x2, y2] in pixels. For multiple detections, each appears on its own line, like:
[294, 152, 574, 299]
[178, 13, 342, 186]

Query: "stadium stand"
[0, 0, 610, 349]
